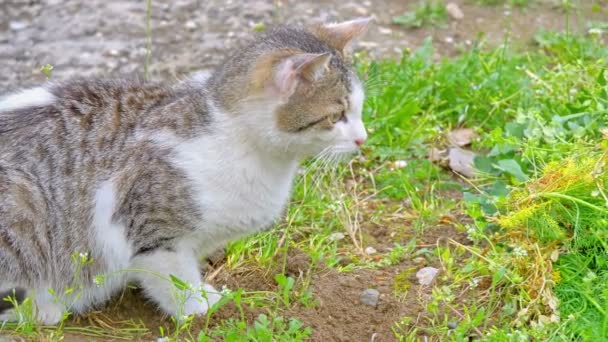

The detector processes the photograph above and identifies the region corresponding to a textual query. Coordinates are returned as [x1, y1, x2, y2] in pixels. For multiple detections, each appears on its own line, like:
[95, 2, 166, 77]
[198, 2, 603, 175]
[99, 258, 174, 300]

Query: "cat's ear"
[272, 52, 331, 98]
[312, 17, 373, 51]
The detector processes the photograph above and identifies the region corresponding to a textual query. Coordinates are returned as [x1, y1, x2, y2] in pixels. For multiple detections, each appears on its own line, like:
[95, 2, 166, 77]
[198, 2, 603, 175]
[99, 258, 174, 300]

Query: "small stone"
[344, 3, 369, 16]
[354, 6, 368, 16]
[108, 49, 120, 57]
[358, 41, 379, 48]
[360, 288, 380, 307]
[416, 267, 439, 285]
[413, 257, 426, 264]
[185, 20, 197, 31]
[446, 3, 464, 20]
[394, 160, 407, 169]
[329, 232, 345, 241]
[378, 27, 392, 35]
[447, 321, 458, 329]
[9, 20, 29, 31]
[444, 36, 454, 44]
[106, 61, 118, 69]
[365, 246, 377, 255]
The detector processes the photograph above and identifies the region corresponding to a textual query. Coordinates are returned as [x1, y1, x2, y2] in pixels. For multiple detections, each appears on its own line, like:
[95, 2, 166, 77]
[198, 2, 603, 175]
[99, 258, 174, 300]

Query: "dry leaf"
[550, 249, 559, 262]
[428, 147, 447, 162]
[448, 147, 477, 178]
[448, 128, 477, 147]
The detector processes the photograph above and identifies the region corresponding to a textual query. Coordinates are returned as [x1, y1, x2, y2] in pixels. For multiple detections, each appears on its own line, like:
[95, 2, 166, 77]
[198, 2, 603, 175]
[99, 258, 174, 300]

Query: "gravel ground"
[2, 0, 603, 93]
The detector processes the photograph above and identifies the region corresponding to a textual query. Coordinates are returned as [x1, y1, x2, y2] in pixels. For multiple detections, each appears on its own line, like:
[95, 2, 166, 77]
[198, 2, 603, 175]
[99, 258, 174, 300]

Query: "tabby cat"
[0, 17, 370, 324]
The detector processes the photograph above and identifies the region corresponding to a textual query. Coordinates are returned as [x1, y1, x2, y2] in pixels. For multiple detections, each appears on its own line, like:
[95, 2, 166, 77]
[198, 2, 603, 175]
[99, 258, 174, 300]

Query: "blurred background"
[1, 0, 605, 92]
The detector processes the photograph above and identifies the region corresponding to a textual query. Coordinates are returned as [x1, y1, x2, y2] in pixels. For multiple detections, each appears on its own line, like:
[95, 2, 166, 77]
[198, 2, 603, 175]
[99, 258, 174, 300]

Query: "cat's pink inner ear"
[274, 52, 331, 98]
[315, 17, 373, 51]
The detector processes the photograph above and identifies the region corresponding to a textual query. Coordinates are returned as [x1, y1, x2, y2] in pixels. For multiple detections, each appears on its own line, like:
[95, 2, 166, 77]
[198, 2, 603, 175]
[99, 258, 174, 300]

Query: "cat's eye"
[329, 110, 347, 124]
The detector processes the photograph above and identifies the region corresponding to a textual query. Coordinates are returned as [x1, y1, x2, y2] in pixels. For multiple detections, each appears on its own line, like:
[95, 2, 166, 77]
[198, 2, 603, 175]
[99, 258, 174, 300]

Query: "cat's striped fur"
[0, 18, 371, 324]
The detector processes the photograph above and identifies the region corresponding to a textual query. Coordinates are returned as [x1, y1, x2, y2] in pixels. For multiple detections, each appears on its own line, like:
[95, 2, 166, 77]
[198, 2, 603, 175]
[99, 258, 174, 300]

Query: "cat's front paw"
[182, 283, 222, 317]
[34, 301, 65, 325]
[0, 300, 64, 326]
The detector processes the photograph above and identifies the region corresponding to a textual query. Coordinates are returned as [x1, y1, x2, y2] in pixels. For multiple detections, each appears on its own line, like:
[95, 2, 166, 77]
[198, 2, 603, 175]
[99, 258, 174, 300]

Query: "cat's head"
[211, 18, 372, 160]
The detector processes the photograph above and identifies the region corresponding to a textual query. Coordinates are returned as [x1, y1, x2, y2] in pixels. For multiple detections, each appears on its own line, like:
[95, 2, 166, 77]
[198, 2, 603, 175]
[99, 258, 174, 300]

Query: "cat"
[0, 17, 371, 325]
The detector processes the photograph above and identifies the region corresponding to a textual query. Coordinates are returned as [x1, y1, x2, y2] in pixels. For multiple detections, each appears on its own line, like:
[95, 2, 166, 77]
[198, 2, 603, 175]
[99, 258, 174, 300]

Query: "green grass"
[393, 1, 448, 29]
[353, 25, 606, 340]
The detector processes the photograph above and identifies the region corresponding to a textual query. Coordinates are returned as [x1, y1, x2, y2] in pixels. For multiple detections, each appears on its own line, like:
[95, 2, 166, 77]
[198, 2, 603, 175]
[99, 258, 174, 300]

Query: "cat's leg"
[31, 290, 66, 325]
[130, 249, 221, 318]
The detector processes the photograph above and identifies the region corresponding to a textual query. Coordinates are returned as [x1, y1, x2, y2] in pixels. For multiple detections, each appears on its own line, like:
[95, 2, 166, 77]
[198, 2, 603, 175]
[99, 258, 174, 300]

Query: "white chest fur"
[170, 132, 298, 255]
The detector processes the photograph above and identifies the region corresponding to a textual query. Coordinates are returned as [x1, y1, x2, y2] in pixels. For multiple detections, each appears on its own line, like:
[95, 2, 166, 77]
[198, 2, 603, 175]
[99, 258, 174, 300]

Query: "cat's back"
[0, 78, 210, 162]
[0, 78, 210, 275]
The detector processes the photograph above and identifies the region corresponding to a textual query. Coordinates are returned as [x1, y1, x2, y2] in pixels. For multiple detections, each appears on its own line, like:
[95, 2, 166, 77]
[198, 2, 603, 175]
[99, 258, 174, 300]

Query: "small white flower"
[512, 246, 528, 257]
[583, 271, 597, 283]
[93, 277, 103, 287]
[588, 28, 603, 36]
[221, 285, 232, 295]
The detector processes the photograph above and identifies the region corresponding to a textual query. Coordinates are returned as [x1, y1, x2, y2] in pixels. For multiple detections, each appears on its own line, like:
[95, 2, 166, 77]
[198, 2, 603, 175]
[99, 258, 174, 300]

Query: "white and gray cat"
[0, 18, 370, 324]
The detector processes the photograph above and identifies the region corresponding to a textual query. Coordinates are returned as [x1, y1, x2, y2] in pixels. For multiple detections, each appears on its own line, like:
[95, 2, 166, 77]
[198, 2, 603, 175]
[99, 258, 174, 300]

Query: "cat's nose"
[355, 138, 365, 146]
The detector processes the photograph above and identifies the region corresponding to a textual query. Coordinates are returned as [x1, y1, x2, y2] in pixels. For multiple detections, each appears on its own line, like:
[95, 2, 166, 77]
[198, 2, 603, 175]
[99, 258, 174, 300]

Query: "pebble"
[329, 232, 345, 241]
[365, 246, 377, 255]
[344, 3, 368, 16]
[360, 288, 380, 307]
[9, 20, 29, 31]
[394, 160, 407, 169]
[413, 257, 426, 264]
[446, 3, 464, 20]
[359, 41, 379, 48]
[185, 20, 197, 31]
[378, 27, 392, 35]
[447, 321, 458, 329]
[416, 267, 439, 285]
